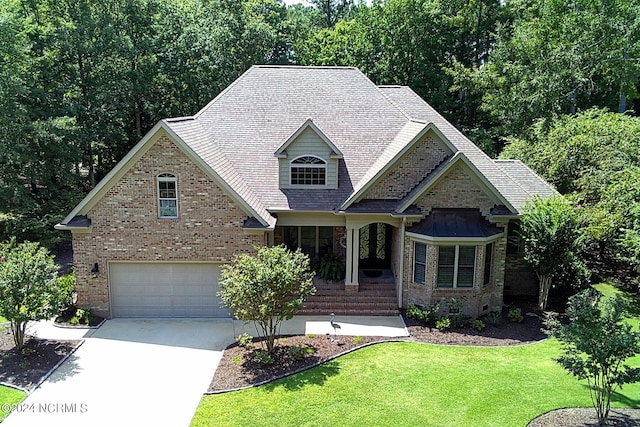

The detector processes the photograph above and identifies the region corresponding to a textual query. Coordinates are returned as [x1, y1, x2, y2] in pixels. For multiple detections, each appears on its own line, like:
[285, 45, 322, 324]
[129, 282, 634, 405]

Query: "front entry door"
[359, 223, 392, 269]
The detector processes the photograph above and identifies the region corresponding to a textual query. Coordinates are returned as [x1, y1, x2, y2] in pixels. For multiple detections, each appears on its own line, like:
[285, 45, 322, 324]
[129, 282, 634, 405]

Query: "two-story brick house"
[56, 66, 555, 319]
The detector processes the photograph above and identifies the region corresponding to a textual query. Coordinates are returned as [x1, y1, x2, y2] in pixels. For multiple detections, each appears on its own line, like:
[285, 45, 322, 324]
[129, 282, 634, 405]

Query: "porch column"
[345, 225, 359, 293]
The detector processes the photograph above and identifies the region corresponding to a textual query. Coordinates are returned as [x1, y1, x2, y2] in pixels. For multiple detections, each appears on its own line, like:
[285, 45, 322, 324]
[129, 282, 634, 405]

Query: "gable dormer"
[275, 119, 343, 189]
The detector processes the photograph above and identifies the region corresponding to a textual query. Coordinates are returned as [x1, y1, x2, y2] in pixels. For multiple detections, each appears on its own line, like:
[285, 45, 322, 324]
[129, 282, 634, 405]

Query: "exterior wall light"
[91, 263, 99, 278]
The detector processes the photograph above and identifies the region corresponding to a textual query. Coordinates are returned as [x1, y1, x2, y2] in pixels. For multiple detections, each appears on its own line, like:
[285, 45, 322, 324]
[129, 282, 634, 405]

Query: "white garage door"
[109, 263, 229, 318]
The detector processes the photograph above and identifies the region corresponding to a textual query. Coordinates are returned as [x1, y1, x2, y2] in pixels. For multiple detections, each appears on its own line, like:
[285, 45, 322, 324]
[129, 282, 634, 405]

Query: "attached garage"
[109, 262, 229, 318]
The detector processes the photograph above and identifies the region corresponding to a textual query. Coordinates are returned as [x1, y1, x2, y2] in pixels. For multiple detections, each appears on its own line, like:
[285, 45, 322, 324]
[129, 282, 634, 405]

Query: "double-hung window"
[413, 242, 427, 285]
[437, 245, 475, 288]
[158, 173, 178, 218]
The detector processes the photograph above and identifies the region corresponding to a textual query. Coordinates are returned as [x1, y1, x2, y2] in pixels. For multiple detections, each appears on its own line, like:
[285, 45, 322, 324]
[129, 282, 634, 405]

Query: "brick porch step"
[299, 280, 399, 316]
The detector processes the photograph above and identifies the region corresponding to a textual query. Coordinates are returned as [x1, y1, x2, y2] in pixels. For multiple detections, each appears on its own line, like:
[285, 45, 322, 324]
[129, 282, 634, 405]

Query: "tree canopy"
[0, 0, 638, 290]
[503, 110, 640, 281]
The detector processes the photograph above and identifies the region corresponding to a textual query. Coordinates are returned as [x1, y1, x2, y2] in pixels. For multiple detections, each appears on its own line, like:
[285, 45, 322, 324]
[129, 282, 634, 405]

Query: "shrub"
[450, 314, 471, 329]
[508, 308, 524, 323]
[483, 310, 502, 327]
[352, 336, 363, 344]
[316, 251, 346, 282]
[306, 333, 315, 339]
[287, 346, 308, 361]
[58, 271, 76, 311]
[219, 245, 315, 353]
[237, 333, 253, 348]
[435, 317, 451, 331]
[406, 303, 440, 326]
[0, 240, 73, 349]
[75, 307, 93, 325]
[471, 319, 485, 331]
[254, 350, 274, 365]
[232, 355, 243, 365]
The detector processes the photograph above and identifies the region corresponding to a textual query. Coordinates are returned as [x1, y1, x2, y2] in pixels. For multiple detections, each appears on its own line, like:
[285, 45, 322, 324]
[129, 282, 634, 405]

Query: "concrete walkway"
[2, 315, 408, 427]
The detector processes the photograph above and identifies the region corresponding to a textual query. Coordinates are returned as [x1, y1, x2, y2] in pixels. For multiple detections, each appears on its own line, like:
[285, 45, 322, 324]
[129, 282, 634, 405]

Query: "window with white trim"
[437, 245, 475, 288]
[158, 173, 178, 218]
[413, 242, 427, 285]
[290, 156, 326, 186]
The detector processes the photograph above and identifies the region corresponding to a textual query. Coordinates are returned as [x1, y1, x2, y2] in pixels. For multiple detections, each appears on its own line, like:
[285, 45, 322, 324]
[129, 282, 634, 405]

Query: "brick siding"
[72, 135, 263, 317]
[365, 135, 450, 200]
[400, 160, 508, 317]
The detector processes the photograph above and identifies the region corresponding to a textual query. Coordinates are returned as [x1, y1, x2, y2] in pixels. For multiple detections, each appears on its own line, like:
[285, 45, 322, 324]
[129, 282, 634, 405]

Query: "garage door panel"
[110, 263, 228, 318]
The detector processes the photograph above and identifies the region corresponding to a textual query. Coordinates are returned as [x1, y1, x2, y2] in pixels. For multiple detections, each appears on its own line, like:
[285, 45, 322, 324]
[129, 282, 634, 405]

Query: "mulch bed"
[528, 408, 640, 427]
[0, 326, 80, 391]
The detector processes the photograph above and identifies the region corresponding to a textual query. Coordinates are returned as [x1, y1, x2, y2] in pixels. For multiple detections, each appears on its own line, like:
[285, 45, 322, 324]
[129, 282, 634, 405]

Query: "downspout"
[398, 217, 406, 308]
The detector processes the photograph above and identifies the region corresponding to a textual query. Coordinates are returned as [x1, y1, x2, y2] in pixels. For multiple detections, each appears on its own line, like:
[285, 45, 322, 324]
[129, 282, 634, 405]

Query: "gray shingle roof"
[378, 86, 556, 213]
[162, 66, 554, 218]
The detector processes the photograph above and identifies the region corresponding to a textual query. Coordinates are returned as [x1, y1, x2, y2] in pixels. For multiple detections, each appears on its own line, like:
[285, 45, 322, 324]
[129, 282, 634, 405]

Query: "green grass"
[192, 284, 640, 427]
[0, 316, 7, 324]
[594, 282, 640, 331]
[0, 386, 26, 422]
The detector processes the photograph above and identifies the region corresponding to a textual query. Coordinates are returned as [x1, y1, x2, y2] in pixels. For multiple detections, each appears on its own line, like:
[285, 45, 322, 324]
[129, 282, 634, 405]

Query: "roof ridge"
[193, 66, 257, 119]
[374, 82, 413, 121]
[493, 158, 536, 198]
[165, 116, 195, 123]
[253, 65, 358, 70]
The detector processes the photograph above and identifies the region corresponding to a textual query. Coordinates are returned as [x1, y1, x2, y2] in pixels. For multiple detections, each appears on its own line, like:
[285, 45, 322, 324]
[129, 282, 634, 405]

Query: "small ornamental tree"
[519, 196, 587, 310]
[218, 245, 315, 353]
[0, 240, 72, 350]
[544, 288, 640, 426]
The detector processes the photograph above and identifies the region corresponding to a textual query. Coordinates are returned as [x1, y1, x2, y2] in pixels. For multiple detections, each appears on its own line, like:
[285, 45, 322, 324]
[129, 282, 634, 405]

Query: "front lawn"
[193, 339, 638, 427]
[0, 386, 26, 422]
[0, 317, 7, 324]
[193, 282, 640, 427]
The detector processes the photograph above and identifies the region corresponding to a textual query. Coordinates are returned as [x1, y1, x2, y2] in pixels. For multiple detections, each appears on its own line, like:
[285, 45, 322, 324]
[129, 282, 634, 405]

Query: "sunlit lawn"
[0, 386, 26, 423]
[192, 284, 640, 427]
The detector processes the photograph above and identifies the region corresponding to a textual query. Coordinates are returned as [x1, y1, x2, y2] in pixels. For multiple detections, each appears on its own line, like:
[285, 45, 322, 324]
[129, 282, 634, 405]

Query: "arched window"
[157, 173, 178, 218]
[290, 156, 326, 186]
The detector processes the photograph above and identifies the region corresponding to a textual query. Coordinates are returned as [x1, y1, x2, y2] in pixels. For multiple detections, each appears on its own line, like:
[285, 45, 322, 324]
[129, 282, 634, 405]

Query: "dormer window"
[158, 173, 178, 218]
[291, 156, 326, 186]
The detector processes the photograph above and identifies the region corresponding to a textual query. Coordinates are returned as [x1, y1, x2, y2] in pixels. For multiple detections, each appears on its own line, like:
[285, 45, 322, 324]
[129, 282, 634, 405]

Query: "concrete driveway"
[2, 319, 235, 427]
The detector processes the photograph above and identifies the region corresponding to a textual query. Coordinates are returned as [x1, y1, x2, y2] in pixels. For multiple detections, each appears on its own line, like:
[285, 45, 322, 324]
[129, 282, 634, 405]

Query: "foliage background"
[1, 0, 638, 286]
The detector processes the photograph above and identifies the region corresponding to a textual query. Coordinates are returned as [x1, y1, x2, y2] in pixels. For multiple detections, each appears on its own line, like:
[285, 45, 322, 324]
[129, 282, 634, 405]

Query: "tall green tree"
[467, 0, 640, 138]
[309, 0, 355, 28]
[503, 109, 640, 279]
[519, 196, 588, 311]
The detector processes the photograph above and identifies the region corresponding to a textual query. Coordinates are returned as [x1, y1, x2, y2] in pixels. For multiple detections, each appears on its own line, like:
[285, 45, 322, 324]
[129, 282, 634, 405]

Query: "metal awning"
[407, 209, 503, 240]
